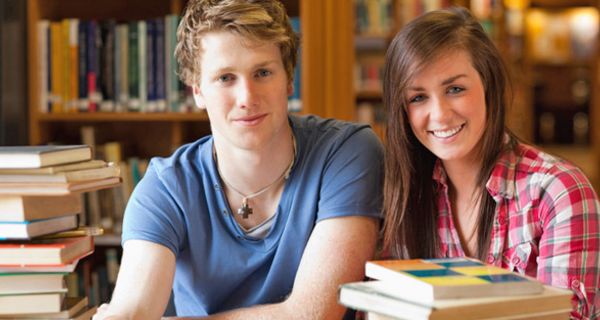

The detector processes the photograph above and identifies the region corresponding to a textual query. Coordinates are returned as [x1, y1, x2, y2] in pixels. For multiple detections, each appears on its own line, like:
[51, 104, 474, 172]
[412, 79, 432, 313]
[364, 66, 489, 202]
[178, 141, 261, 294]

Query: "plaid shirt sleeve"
[536, 165, 600, 320]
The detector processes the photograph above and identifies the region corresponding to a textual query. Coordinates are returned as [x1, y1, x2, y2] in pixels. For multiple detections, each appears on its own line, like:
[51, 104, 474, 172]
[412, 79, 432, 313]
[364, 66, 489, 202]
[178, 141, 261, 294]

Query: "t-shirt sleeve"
[317, 127, 384, 221]
[121, 160, 186, 256]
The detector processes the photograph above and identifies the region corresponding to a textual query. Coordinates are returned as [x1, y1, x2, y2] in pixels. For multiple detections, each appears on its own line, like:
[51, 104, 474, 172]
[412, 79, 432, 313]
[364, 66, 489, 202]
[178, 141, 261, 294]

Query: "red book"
[0, 236, 94, 266]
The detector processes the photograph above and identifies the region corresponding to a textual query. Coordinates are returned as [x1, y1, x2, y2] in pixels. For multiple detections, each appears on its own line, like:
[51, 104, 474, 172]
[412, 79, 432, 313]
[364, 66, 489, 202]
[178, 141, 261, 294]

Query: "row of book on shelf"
[37, 15, 194, 114]
[0, 144, 124, 318]
[37, 15, 303, 114]
[338, 257, 573, 319]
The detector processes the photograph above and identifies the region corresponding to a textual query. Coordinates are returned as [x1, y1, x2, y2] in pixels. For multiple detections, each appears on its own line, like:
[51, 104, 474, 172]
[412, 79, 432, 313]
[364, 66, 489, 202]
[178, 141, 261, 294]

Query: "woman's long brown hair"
[382, 7, 512, 260]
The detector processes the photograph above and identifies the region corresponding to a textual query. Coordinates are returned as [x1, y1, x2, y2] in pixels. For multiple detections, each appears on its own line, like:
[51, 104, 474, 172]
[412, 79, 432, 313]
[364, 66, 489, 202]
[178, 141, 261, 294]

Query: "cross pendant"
[237, 199, 253, 219]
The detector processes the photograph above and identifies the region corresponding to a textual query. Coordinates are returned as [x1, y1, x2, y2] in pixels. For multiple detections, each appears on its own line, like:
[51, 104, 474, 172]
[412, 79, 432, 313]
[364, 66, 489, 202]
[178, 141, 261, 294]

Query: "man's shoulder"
[147, 135, 213, 177]
[290, 114, 380, 149]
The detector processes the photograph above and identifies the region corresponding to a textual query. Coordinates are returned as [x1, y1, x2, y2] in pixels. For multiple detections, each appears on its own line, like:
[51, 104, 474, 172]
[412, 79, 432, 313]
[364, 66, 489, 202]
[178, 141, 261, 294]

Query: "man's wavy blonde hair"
[175, 0, 299, 86]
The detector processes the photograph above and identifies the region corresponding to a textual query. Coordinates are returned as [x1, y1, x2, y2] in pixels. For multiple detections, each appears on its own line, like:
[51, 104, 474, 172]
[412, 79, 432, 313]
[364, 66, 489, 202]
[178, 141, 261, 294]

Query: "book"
[0, 215, 78, 240]
[0, 176, 121, 195]
[0, 164, 120, 183]
[0, 236, 93, 266]
[0, 145, 91, 169]
[0, 296, 88, 319]
[0, 272, 66, 295]
[0, 194, 81, 222]
[0, 159, 105, 175]
[0, 292, 64, 314]
[365, 258, 543, 303]
[339, 281, 572, 320]
[366, 308, 571, 320]
[0, 258, 83, 274]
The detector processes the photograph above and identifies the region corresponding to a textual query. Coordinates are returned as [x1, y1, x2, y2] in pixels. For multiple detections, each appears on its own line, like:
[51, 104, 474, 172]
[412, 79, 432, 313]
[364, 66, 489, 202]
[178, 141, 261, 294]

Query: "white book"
[0, 215, 78, 240]
[0, 164, 119, 183]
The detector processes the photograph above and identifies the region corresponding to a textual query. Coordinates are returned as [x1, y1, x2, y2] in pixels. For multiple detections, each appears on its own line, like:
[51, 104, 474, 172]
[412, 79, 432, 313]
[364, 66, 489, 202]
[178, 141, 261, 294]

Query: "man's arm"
[167, 215, 379, 320]
[93, 240, 176, 320]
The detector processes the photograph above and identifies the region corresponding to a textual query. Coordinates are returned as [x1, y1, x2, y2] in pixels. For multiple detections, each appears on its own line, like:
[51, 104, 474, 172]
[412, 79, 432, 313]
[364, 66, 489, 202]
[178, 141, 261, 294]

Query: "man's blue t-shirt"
[122, 115, 384, 316]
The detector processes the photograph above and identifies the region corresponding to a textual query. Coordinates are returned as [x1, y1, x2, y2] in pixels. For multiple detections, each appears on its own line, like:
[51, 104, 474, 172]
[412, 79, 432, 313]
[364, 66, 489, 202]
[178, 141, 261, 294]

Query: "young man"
[94, 0, 383, 319]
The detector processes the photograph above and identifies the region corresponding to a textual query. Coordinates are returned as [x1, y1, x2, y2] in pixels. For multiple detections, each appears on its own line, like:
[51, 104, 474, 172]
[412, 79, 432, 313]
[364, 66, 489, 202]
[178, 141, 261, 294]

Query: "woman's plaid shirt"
[434, 142, 600, 319]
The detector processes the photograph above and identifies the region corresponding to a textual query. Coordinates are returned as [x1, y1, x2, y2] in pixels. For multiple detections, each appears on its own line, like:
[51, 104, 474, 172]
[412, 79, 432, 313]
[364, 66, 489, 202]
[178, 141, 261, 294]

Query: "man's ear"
[192, 85, 206, 109]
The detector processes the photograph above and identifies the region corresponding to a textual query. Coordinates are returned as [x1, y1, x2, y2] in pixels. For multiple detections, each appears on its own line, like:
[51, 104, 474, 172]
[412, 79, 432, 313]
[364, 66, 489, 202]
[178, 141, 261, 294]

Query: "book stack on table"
[339, 257, 573, 320]
[0, 145, 121, 319]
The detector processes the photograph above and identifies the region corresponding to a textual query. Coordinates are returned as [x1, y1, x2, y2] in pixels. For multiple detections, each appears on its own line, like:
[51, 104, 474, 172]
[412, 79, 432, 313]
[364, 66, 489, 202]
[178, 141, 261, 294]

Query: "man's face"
[193, 31, 292, 151]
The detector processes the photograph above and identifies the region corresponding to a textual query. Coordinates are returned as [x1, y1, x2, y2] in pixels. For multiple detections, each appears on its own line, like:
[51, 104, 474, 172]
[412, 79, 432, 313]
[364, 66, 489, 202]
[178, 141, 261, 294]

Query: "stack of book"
[339, 257, 573, 320]
[0, 145, 121, 319]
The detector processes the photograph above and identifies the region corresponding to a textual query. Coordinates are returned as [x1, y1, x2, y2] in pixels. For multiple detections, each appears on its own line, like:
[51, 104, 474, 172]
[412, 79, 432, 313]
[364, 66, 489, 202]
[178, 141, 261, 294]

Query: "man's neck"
[213, 126, 295, 196]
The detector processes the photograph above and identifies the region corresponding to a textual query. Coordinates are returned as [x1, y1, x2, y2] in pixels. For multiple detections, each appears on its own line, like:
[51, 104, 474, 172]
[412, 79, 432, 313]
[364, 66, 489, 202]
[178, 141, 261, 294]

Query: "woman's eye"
[408, 94, 425, 104]
[448, 86, 464, 94]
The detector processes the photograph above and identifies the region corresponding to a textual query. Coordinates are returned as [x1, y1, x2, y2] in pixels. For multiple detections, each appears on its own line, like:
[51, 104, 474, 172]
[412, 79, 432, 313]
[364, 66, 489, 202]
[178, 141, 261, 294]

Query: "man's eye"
[256, 69, 272, 78]
[218, 74, 234, 82]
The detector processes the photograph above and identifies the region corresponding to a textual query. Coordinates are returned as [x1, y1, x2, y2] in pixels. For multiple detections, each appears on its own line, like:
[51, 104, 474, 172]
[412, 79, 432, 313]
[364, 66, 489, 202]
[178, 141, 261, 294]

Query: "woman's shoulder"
[511, 142, 592, 191]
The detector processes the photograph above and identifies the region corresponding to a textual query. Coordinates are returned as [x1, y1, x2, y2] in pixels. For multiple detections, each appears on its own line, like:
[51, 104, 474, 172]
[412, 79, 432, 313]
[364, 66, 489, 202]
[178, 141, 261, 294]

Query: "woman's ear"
[193, 85, 206, 109]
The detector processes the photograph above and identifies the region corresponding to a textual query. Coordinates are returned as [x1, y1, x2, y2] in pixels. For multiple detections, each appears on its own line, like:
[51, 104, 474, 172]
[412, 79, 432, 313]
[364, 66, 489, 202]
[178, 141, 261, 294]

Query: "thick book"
[0, 296, 88, 319]
[0, 145, 91, 169]
[0, 215, 78, 240]
[0, 194, 81, 222]
[339, 281, 572, 320]
[0, 292, 64, 314]
[365, 258, 543, 302]
[0, 176, 121, 195]
[0, 272, 66, 295]
[0, 236, 93, 266]
[0, 164, 120, 183]
[0, 258, 83, 273]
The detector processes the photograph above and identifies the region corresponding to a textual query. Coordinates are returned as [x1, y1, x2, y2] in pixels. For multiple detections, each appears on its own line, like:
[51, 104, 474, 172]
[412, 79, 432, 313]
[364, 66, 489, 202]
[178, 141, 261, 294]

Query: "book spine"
[154, 18, 166, 112]
[69, 19, 79, 113]
[117, 24, 129, 112]
[37, 20, 50, 113]
[145, 19, 156, 112]
[50, 22, 64, 113]
[99, 20, 116, 112]
[138, 21, 147, 112]
[77, 20, 88, 112]
[127, 21, 139, 111]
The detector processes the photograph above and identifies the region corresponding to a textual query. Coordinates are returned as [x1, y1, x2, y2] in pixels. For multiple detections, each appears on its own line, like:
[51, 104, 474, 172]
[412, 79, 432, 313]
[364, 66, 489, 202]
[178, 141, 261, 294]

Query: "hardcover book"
[0, 215, 78, 240]
[0, 159, 105, 175]
[0, 176, 121, 195]
[339, 280, 572, 320]
[0, 145, 91, 169]
[0, 236, 93, 266]
[0, 296, 88, 319]
[0, 272, 66, 295]
[0, 194, 82, 222]
[0, 292, 65, 314]
[365, 258, 543, 303]
[0, 164, 120, 183]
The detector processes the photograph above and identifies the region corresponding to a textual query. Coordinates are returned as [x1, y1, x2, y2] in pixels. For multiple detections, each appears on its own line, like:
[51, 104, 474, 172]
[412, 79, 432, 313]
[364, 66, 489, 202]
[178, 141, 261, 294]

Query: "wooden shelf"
[36, 111, 209, 122]
[356, 90, 383, 100]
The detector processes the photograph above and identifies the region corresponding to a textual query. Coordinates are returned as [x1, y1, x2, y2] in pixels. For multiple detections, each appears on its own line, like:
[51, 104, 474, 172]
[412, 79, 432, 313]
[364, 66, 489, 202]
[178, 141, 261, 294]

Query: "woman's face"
[404, 49, 487, 167]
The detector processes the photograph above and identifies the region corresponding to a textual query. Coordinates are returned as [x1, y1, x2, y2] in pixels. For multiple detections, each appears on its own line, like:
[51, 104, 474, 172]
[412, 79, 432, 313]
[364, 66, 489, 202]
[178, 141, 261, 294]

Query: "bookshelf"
[522, 0, 600, 187]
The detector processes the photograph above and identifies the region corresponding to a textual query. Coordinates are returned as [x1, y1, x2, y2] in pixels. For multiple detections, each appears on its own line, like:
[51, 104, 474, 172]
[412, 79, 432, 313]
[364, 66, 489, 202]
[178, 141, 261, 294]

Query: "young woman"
[382, 7, 599, 319]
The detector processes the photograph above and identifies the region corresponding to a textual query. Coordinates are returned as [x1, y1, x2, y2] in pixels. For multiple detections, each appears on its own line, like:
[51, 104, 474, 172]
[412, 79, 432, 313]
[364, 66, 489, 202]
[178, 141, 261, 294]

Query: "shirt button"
[222, 209, 227, 215]
[214, 184, 220, 189]
[571, 279, 580, 289]
[487, 255, 495, 264]
[511, 257, 521, 265]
